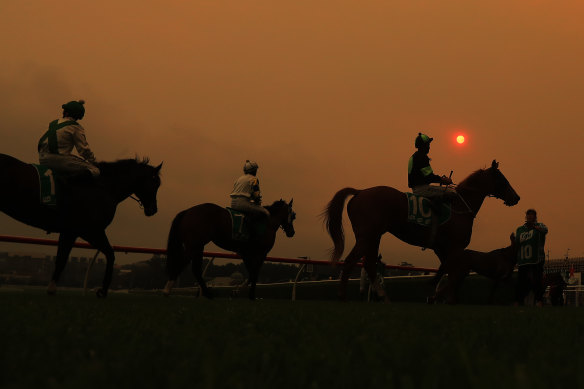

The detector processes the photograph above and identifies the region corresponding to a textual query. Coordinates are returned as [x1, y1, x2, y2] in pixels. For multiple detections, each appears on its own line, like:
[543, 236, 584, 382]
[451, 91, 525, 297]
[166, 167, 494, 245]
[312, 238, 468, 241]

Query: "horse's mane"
[264, 200, 287, 213]
[457, 168, 488, 189]
[96, 157, 153, 176]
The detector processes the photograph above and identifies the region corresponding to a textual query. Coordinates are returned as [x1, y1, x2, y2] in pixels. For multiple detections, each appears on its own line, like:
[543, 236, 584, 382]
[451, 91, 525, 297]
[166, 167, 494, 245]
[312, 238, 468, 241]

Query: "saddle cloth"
[32, 164, 58, 207]
[406, 193, 451, 226]
[226, 207, 266, 242]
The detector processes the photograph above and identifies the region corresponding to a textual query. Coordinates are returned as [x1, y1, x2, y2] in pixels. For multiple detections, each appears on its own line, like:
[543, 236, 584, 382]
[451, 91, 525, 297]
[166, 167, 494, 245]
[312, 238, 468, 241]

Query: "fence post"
[83, 250, 100, 296]
[292, 264, 306, 301]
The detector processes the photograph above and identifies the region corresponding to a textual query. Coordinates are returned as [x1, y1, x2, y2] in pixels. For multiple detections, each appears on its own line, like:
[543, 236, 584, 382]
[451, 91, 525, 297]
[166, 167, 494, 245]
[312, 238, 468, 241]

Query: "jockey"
[38, 100, 100, 178]
[408, 132, 455, 201]
[230, 160, 270, 219]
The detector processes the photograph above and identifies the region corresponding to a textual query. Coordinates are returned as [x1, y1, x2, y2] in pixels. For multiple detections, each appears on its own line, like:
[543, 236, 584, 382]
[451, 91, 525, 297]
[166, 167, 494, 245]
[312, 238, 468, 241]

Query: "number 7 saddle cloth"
[226, 207, 267, 242]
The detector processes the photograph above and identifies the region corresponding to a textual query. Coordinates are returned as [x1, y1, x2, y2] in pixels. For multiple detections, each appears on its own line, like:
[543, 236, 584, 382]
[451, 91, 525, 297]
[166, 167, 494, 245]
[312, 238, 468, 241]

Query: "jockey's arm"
[70, 125, 96, 162]
[534, 223, 548, 234]
[250, 177, 262, 204]
[421, 167, 442, 185]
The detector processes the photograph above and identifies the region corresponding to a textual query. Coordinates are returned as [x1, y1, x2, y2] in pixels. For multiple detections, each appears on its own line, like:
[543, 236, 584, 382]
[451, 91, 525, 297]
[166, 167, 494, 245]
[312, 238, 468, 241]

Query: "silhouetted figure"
[515, 209, 548, 306]
[38, 100, 99, 178]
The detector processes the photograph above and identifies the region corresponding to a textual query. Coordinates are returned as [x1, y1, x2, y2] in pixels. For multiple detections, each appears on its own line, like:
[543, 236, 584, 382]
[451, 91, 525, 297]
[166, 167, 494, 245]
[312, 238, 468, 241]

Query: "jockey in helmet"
[230, 160, 270, 218]
[38, 100, 100, 178]
[408, 132, 455, 200]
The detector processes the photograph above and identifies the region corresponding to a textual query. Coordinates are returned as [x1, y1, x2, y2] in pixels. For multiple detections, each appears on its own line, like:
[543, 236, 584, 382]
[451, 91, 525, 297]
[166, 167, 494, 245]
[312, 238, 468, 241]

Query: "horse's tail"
[166, 210, 187, 280]
[322, 187, 361, 263]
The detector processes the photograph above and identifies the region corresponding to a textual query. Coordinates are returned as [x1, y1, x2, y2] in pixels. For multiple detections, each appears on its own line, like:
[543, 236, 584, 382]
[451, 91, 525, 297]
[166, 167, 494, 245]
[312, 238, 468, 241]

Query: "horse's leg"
[488, 280, 500, 304]
[164, 246, 191, 297]
[48, 232, 77, 295]
[429, 249, 448, 302]
[189, 245, 213, 299]
[82, 231, 115, 298]
[432, 275, 449, 304]
[338, 238, 370, 301]
[249, 266, 258, 301]
[448, 272, 468, 305]
[242, 255, 261, 301]
[362, 237, 388, 303]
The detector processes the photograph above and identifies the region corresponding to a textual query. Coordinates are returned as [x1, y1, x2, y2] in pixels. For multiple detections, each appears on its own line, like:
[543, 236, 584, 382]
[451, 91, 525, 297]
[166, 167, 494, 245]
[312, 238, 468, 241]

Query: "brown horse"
[0, 153, 162, 297]
[323, 160, 520, 301]
[163, 199, 295, 300]
[432, 233, 517, 304]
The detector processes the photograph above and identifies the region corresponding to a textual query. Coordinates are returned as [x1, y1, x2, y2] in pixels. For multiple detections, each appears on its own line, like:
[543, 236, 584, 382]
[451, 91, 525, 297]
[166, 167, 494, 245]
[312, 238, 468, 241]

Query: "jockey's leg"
[48, 232, 77, 295]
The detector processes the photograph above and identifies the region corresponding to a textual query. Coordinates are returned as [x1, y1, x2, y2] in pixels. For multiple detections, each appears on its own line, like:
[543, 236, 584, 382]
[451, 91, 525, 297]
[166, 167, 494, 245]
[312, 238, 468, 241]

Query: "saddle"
[226, 207, 267, 242]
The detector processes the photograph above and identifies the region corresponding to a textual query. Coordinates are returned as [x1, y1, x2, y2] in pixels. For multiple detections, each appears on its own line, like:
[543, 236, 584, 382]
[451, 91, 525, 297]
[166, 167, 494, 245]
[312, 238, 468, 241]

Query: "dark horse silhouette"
[323, 160, 520, 301]
[432, 233, 518, 304]
[163, 199, 296, 300]
[0, 153, 162, 297]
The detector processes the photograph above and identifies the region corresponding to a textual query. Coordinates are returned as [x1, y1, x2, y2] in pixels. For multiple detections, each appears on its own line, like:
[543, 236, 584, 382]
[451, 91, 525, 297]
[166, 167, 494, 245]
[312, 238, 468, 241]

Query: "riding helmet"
[62, 100, 85, 119]
[415, 132, 433, 148]
[243, 160, 259, 174]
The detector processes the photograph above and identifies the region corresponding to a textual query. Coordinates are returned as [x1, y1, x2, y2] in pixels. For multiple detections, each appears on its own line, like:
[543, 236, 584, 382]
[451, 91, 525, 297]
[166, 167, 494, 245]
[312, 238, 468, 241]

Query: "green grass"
[1, 289, 583, 389]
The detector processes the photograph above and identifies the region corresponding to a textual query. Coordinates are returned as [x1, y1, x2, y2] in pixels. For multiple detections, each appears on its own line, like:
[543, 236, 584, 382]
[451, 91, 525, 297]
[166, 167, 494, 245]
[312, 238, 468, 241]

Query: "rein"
[449, 185, 480, 217]
[129, 195, 143, 209]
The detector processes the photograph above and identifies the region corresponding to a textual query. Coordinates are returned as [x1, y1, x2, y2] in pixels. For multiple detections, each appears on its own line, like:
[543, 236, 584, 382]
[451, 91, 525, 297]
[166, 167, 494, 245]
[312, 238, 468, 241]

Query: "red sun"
[456, 135, 465, 144]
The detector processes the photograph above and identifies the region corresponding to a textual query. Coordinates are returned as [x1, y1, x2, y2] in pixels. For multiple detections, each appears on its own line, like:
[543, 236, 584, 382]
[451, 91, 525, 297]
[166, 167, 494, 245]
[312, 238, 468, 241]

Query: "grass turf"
[1, 289, 583, 389]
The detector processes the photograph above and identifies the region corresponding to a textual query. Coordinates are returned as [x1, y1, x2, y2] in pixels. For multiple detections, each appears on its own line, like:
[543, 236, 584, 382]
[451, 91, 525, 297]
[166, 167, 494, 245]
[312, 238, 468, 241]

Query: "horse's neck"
[456, 184, 487, 217]
[100, 172, 136, 204]
[267, 212, 283, 232]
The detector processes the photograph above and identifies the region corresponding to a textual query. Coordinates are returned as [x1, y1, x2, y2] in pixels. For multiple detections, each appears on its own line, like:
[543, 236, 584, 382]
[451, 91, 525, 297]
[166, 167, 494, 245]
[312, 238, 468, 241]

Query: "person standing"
[515, 209, 549, 306]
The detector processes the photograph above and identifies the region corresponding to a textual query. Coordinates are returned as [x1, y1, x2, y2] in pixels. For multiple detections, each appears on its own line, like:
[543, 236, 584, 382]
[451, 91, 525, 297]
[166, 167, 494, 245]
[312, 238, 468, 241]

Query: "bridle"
[129, 194, 144, 209]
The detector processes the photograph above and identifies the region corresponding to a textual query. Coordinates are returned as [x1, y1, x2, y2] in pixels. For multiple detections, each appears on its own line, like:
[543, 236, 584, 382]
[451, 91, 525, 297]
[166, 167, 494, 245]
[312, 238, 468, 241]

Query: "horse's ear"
[491, 160, 499, 169]
[155, 162, 163, 173]
[289, 198, 293, 207]
[510, 232, 515, 242]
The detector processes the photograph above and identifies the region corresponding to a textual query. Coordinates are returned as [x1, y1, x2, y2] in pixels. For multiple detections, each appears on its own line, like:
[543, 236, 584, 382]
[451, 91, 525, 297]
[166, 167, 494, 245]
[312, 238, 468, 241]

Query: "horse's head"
[269, 198, 296, 237]
[486, 160, 520, 206]
[133, 161, 162, 216]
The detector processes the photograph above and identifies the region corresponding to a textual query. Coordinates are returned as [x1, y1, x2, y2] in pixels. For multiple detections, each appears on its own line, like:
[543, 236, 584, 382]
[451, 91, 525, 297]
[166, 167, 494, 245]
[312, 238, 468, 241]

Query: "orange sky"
[1, 1, 583, 267]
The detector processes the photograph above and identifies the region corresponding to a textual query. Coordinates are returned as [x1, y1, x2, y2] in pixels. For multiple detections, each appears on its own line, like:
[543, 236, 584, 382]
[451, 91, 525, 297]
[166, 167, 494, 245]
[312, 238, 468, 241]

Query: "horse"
[163, 199, 296, 300]
[432, 233, 517, 304]
[323, 160, 520, 301]
[0, 153, 162, 297]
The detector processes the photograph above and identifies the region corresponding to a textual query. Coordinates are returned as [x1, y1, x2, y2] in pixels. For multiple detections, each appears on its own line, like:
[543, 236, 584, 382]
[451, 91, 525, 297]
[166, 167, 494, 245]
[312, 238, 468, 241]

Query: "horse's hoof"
[47, 281, 57, 295]
[96, 288, 108, 298]
[426, 296, 436, 304]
